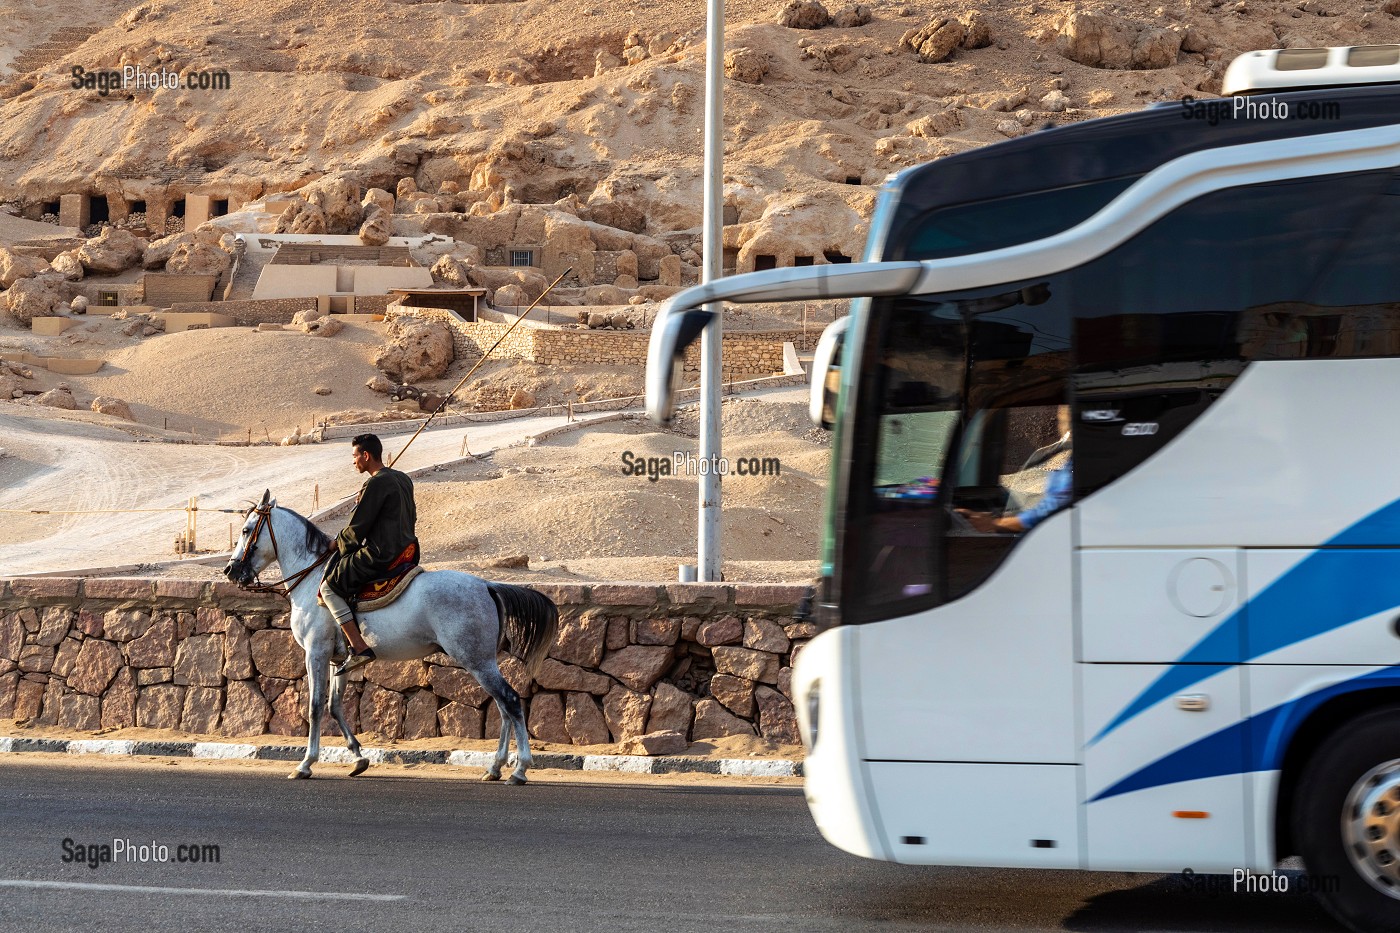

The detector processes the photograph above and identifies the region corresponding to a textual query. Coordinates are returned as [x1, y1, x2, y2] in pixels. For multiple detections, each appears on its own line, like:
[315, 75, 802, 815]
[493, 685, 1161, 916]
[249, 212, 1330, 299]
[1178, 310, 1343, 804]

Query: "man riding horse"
[319, 433, 418, 675]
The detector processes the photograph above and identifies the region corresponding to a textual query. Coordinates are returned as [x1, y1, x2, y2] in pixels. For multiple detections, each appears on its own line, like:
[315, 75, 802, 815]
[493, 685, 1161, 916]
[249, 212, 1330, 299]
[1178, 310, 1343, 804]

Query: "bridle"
[234, 504, 334, 599]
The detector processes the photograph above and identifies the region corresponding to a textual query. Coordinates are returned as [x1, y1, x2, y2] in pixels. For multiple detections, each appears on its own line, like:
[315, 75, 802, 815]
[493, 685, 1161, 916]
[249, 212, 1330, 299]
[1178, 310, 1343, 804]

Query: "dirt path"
[0, 409, 615, 575]
[0, 384, 809, 576]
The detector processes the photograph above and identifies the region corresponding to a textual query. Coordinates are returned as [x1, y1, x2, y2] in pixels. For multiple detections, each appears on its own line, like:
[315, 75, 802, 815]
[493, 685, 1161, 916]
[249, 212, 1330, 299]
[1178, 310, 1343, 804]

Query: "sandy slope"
[67, 322, 391, 438]
[416, 400, 828, 583]
[0, 212, 78, 244]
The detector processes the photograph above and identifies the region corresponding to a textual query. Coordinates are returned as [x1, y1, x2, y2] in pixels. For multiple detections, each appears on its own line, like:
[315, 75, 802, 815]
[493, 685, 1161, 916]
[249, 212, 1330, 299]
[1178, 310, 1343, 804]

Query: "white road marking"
[0, 879, 405, 901]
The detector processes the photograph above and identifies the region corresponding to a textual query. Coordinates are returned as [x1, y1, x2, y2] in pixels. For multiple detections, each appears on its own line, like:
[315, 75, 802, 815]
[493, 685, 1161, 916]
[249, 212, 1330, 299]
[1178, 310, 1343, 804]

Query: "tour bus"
[646, 46, 1400, 932]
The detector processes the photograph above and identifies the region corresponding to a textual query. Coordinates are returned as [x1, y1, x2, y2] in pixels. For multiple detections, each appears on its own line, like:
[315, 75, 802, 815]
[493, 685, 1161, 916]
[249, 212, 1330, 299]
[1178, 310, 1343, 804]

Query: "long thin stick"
[388, 267, 572, 468]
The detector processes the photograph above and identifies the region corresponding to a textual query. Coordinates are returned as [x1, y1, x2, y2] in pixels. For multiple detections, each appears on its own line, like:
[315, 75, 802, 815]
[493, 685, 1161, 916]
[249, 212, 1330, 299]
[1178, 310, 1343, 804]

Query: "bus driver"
[956, 405, 1072, 534]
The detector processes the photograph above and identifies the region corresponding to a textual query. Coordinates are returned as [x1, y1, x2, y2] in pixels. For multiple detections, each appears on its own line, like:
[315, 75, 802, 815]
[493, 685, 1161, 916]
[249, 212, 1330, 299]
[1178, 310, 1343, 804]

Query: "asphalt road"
[0, 758, 1344, 933]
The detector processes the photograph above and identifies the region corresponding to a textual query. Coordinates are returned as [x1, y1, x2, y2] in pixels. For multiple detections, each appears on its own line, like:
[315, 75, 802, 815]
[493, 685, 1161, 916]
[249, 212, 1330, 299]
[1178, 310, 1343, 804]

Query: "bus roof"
[1223, 45, 1400, 95]
[879, 83, 1400, 261]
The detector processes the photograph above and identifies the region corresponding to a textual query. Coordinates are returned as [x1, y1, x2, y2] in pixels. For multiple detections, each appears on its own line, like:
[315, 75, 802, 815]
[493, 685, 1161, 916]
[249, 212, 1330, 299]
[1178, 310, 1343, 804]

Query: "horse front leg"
[329, 670, 369, 777]
[293, 646, 331, 779]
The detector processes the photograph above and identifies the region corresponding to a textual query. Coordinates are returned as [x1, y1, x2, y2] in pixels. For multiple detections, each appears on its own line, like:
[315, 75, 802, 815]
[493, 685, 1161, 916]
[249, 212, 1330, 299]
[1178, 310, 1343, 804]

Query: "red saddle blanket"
[355, 540, 419, 603]
[318, 541, 420, 608]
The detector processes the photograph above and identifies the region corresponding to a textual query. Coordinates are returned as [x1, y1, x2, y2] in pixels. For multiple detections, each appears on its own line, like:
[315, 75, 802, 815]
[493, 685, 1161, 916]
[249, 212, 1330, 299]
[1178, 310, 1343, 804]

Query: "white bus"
[647, 46, 1400, 932]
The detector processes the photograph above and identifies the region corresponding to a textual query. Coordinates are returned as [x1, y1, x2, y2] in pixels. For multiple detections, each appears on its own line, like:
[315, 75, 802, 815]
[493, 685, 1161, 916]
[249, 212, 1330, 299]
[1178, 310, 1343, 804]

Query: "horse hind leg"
[484, 707, 510, 782]
[476, 667, 526, 784]
[329, 671, 370, 777]
[506, 695, 532, 785]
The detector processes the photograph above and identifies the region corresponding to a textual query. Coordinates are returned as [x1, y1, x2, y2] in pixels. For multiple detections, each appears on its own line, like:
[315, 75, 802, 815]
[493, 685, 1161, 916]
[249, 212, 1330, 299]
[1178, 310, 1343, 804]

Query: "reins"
[236, 505, 334, 600]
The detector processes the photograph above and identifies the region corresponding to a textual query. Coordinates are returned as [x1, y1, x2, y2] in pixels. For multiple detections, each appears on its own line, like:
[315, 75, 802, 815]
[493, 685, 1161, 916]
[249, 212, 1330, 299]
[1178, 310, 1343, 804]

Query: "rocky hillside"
[1, 0, 1396, 255]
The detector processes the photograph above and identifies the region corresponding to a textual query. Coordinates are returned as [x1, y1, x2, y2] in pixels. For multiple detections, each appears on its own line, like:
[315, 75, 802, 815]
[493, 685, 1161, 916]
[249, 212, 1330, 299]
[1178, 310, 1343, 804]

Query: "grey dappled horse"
[222, 490, 557, 783]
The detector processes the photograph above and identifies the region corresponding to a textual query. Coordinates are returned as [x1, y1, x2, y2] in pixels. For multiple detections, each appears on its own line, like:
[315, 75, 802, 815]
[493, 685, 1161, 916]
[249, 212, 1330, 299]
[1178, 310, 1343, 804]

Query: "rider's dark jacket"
[324, 467, 417, 598]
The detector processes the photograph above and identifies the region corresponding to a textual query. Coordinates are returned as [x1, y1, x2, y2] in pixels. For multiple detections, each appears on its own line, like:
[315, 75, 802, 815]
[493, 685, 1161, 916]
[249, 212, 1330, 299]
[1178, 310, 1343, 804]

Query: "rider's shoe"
[334, 649, 376, 677]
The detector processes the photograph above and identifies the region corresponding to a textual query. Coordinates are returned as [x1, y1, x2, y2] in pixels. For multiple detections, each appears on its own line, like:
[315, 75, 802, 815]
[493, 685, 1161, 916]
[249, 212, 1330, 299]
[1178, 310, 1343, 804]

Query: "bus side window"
[1070, 168, 1400, 498]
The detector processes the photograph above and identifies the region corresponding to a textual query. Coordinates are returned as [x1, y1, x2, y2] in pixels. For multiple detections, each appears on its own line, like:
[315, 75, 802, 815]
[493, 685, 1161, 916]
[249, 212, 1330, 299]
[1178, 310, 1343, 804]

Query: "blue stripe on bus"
[1089, 665, 1400, 802]
[1090, 498, 1400, 746]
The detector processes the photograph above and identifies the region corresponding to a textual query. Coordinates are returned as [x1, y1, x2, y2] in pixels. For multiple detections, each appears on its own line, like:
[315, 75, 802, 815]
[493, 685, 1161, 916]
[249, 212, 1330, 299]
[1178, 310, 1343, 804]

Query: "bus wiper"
[961, 283, 1053, 318]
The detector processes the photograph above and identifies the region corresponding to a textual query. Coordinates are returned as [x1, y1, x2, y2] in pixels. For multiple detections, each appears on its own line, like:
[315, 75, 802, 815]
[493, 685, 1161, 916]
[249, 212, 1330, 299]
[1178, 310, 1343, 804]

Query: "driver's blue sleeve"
[1016, 459, 1073, 531]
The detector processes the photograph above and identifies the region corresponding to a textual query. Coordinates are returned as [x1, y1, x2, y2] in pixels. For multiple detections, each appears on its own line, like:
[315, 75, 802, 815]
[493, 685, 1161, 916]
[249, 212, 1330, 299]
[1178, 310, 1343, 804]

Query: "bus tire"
[1294, 705, 1400, 933]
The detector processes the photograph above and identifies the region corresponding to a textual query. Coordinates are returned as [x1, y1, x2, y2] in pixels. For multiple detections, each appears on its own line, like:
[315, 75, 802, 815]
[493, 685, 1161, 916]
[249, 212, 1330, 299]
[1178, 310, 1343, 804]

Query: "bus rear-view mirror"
[645, 307, 716, 424]
[810, 316, 851, 430]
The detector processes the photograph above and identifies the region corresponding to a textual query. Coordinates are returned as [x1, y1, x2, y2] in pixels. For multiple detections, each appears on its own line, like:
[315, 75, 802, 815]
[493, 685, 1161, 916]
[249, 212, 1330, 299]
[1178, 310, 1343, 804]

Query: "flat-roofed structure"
[386, 287, 487, 321]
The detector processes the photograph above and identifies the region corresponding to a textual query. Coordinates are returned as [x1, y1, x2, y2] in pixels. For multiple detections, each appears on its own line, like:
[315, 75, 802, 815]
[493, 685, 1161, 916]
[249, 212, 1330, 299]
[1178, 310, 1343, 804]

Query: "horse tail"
[486, 582, 559, 678]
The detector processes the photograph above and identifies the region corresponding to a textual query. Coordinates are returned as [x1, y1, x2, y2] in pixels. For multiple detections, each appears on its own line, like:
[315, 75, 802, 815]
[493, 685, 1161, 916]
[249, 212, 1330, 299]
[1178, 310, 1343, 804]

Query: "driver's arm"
[957, 510, 1026, 534]
[957, 461, 1072, 534]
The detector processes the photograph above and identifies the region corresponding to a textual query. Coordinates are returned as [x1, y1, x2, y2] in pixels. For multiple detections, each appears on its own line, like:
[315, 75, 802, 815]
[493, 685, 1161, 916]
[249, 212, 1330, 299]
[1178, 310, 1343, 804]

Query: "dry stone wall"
[0, 578, 813, 750]
[387, 305, 788, 373]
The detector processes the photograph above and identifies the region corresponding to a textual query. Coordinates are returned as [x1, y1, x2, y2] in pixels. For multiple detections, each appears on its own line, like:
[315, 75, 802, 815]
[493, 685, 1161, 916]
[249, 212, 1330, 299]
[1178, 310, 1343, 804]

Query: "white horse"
[222, 490, 557, 783]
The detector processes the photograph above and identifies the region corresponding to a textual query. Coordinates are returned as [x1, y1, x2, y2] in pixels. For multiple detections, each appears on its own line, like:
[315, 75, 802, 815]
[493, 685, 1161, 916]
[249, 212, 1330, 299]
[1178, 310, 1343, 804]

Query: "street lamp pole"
[698, 0, 725, 581]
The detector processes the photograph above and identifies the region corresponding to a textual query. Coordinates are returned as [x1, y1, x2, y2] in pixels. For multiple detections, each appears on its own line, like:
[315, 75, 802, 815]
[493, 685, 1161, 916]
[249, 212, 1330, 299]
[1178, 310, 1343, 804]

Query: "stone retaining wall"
[350, 294, 394, 314]
[0, 578, 814, 753]
[315, 368, 809, 441]
[388, 305, 789, 373]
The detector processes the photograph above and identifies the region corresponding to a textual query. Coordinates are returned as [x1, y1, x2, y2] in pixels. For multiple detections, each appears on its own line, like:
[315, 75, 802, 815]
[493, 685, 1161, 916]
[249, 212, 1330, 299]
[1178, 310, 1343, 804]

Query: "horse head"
[223, 489, 277, 586]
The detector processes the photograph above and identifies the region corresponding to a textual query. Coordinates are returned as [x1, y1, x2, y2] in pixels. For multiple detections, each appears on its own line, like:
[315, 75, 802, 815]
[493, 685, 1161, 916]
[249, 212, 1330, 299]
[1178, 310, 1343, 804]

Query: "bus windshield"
[852, 284, 1070, 613]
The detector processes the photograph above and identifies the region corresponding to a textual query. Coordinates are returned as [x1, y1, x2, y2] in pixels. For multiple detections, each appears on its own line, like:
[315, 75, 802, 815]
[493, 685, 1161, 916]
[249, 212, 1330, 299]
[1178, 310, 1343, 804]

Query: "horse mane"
[275, 505, 332, 554]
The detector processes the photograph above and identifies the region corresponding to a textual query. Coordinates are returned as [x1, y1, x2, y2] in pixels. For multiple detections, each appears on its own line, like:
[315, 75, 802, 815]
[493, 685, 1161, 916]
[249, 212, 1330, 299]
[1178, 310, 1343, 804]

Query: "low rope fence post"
[188, 496, 198, 553]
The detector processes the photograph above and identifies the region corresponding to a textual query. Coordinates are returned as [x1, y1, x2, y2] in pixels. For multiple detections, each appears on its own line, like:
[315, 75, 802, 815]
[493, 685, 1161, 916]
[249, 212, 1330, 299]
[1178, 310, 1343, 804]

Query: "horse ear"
[260, 489, 271, 506]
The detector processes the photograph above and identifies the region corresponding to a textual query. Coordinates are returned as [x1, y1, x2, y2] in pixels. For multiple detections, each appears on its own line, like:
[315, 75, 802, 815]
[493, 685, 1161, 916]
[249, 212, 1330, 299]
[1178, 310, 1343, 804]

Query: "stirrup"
[335, 650, 376, 677]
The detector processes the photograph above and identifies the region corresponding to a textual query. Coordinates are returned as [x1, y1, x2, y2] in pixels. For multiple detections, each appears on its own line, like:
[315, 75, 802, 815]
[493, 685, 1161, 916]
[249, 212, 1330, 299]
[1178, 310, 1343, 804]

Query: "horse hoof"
[507, 773, 528, 786]
[350, 758, 369, 777]
[481, 771, 501, 782]
[289, 769, 311, 780]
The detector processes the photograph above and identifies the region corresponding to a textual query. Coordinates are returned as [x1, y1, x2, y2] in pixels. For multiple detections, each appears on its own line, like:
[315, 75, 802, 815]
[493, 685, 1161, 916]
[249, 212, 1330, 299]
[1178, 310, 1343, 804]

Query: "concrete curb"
[0, 736, 802, 778]
[524, 412, 631, 447]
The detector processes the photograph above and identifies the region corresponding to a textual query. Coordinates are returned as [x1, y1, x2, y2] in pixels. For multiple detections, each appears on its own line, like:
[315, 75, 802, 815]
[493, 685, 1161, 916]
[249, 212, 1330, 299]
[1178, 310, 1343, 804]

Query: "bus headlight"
[805, 679, 821, 751]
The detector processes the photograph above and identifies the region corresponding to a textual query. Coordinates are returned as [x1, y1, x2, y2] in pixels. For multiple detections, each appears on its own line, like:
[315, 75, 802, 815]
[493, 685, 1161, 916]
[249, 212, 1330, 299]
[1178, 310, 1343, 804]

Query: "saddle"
[319, 541, 422, 613]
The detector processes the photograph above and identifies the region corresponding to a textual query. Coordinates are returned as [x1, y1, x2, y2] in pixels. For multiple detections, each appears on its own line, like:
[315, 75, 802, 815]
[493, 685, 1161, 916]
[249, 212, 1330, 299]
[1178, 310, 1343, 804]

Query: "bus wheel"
[1295, 707, 1400, 933]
